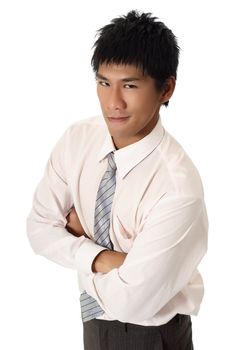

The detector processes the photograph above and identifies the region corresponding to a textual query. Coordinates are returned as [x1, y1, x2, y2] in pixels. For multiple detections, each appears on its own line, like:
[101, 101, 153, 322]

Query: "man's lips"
[107, 115, 130, 121]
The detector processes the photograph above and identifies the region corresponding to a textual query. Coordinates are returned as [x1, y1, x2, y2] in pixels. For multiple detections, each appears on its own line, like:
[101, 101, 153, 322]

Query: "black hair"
[91, 10, 180, 106]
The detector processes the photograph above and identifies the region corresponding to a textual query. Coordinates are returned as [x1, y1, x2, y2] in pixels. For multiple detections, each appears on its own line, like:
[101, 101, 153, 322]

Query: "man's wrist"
[92, 250, 127, 274]
[92, 249, 109, 273]
[75, 240, 108, 274]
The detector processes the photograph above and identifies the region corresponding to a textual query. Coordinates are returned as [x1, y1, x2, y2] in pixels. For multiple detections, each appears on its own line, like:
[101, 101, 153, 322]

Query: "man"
[27, 10, 208, 349]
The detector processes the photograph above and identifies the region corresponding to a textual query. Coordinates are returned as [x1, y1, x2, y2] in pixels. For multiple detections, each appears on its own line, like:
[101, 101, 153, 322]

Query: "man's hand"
[66, 207, 86, 237]
[92, 250, 127, 274]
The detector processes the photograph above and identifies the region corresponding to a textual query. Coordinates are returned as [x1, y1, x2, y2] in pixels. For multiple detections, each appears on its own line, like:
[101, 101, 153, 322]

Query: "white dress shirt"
[27, 116, 208, 326]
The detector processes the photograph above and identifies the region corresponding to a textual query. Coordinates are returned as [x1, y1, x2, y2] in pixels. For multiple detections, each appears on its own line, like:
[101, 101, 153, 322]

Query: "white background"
[0, 0, 233, 349]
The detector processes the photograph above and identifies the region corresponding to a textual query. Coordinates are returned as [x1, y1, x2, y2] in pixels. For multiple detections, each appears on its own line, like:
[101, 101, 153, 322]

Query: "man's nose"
[107, 88, 127, 111]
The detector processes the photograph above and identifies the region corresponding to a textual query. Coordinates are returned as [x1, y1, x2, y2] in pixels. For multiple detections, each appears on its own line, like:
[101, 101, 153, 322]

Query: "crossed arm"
[29, 192, 207, 322]
[66, 207, 127, 274]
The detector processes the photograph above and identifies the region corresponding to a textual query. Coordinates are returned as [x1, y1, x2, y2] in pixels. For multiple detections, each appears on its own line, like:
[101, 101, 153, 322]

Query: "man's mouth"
[107, 115, 130, 122]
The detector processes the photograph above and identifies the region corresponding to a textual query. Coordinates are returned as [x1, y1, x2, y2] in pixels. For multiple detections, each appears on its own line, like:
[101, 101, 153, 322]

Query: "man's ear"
[160, 76, 176, 105]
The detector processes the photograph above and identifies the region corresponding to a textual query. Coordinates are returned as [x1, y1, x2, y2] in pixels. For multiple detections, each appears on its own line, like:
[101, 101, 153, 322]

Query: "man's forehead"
[96, 63, 147, 80]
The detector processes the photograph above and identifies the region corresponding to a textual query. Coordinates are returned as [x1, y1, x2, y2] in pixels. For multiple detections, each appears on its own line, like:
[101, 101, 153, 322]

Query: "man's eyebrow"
[96, 73, 108, 80]
[95, 73, 141, 82]
[122, 77, 141, 82]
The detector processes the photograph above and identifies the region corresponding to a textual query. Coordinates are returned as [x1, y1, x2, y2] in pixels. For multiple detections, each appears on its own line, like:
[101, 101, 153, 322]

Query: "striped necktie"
[80, 152, 117, 322]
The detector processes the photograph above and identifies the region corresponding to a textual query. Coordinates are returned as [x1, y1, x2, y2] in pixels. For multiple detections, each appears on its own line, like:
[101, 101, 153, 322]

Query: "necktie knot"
[107, 152, 117, 172]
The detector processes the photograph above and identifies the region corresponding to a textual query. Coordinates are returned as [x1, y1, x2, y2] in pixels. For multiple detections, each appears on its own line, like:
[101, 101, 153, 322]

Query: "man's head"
[92, 10, 179, 106]
[91, 10, 180, 149]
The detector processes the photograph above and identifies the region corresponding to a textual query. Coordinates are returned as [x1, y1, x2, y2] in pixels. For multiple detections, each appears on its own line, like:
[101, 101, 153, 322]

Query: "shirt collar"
[98, 117, 165, 180]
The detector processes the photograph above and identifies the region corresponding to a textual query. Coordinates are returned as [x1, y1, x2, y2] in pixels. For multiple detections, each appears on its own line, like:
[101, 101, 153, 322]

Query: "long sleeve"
[26, 127, 106, 270]
[79, 195, 208, 322]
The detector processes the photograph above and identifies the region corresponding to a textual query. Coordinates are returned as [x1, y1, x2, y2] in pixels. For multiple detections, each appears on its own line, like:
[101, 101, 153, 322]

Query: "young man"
[27, 10, 208, 349]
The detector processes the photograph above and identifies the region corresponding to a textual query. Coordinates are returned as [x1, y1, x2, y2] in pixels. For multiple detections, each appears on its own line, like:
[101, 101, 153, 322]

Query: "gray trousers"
[83, 314, 194, 350]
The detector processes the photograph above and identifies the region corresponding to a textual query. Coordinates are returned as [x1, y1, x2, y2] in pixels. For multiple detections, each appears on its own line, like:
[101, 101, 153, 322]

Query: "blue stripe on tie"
[98, 172, 116, 190]
[95, 197, 113, 218]
[95, 213, 112, 231]
[95, 226, 109, 244]
[96, 184, 116, 203]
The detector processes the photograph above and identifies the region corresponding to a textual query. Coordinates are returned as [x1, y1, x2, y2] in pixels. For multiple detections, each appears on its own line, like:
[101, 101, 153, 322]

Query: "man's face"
[96, 63, 168, 149]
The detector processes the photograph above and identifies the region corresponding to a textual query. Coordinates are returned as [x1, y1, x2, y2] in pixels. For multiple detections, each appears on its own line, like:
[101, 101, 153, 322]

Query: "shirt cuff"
[75, 238, 107, 275]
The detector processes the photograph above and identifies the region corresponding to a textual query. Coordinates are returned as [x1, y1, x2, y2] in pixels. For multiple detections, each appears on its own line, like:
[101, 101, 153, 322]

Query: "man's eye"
[124, 84, 137, 89]
[98, 81, 109, 87]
